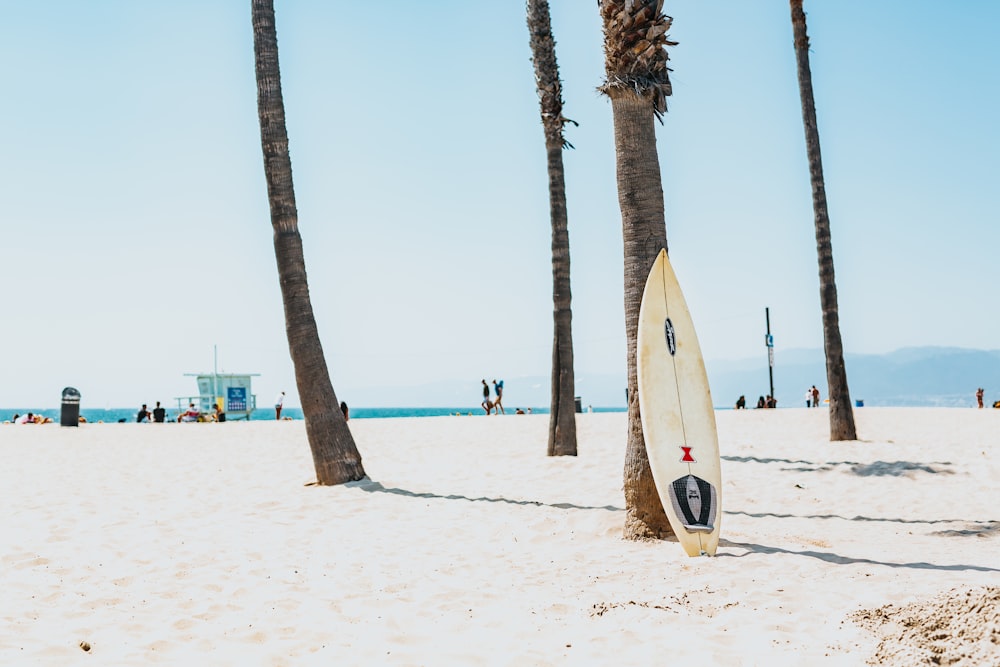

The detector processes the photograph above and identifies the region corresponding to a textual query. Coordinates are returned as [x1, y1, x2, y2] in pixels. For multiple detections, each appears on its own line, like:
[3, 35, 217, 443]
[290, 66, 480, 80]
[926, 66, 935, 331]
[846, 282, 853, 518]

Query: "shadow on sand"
[346, 478, 624, 513]
[717, 540, 1000, 572]
[724, 510, 996, 530]
[722, 455, 953, 476]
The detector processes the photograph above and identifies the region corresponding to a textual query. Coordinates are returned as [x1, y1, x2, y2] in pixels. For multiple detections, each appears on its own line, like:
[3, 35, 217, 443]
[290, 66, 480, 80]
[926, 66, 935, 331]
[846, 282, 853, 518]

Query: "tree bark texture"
[252, 0, 366, 483]
[789, 0, 857, 441]
[598, 0, 677, 539]
[526, 0, 578, 457]
[610, 93, 673, 539]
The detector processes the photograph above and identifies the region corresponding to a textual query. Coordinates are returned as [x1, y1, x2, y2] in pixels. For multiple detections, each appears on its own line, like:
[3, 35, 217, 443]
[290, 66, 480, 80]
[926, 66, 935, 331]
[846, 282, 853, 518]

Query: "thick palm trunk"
[611, 94, 673, 539]
[526, 0, 578, 457]
[598, 0, 676, 540]
[789, 0, 856, 441]
[599, 0, 677, 539]
[252, 0, 366, 483]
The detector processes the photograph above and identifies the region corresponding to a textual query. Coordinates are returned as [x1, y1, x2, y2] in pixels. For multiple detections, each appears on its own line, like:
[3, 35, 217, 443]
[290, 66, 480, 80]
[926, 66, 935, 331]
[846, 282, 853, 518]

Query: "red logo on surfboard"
[680, 446, 696, 463]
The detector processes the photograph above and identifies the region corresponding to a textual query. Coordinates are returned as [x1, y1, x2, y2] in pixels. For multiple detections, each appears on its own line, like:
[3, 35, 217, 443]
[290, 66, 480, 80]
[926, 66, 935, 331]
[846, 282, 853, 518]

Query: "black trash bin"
[574, 396, 582, 413]
[60, 387, 81, 427]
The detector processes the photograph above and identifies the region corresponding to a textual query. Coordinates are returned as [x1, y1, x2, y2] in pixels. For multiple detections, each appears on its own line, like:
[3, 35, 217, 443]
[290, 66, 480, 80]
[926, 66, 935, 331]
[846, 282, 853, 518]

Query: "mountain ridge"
[342, 346, 1000, 409]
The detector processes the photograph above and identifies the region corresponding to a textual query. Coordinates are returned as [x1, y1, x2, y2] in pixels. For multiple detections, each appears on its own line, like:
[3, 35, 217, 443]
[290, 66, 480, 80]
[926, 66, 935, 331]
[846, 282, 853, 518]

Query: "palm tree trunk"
[526, 0, 578, 457]
[610, 94, 673, 539]
[252, 0, 366, 483]
[598, 0, 677, 539]
[789, 0, 857, 441]
[545, 139, 579, 456]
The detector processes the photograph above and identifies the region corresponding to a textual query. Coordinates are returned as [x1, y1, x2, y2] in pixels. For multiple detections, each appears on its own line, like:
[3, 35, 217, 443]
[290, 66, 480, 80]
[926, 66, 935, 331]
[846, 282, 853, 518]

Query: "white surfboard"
[636, 249, 722, 557]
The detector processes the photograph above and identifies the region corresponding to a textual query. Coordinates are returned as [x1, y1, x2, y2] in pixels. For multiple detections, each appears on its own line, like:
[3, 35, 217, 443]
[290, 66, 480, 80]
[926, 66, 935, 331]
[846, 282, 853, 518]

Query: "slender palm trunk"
[789, 0, 856, 441]
[599, 0, 677, 539]
[252, 0, 366, 483]
[526, 0, 578, 457]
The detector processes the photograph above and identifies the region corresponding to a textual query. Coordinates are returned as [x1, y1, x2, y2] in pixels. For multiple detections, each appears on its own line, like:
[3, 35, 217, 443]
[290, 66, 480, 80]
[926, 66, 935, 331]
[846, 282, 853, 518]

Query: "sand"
[1, 408, 998, 666]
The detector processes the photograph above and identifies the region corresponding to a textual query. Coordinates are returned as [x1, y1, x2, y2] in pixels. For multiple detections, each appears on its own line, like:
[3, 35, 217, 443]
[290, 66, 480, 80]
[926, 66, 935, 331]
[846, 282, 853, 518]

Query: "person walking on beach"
[275, 391, 285, 420]
[976, 387, 985, 409]
[136, 404, 151, 423]
[805, 387, 813, 407]
[492, 379, 505, 415]
[152, 401, 166, 423]
[811, 385, 820, 408]
[481, 379, 494, 415]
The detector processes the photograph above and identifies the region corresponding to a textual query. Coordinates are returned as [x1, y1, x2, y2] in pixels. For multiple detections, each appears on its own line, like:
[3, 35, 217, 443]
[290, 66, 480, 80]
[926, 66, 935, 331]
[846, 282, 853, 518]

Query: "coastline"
[2, 406, 629, 425]
[2, 408, 997, 665]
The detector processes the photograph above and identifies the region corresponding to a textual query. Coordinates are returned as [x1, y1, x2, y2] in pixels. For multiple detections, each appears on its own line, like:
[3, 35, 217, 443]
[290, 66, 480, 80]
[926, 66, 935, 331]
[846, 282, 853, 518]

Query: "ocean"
[2, 406, 628, 424]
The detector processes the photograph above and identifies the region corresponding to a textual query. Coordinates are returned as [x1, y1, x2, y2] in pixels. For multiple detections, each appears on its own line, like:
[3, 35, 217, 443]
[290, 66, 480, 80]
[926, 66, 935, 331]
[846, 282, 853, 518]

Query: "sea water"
[1, 406, 626, 424]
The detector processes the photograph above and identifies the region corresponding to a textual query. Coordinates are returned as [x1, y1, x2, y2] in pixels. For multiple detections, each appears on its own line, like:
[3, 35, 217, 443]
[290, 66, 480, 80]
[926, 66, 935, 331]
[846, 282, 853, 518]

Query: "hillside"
[342, 347, 1000, 409]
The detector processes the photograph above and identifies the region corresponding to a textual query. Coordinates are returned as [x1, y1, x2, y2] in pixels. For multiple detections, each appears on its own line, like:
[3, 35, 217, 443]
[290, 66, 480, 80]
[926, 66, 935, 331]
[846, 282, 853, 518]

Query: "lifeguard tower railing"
[176, 373, 259, 421]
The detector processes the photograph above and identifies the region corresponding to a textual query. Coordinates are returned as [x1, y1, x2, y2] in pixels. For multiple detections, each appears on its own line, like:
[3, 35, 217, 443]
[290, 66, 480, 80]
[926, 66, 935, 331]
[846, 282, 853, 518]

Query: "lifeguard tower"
[176, 372, 259, 421]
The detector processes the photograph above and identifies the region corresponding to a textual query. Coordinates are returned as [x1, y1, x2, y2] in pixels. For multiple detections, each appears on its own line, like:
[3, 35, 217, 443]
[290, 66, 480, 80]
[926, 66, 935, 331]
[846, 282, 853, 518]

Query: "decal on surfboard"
[668, 474, 717, 533]
[664, 318, 677, 356]
[680, 446, 696, 463]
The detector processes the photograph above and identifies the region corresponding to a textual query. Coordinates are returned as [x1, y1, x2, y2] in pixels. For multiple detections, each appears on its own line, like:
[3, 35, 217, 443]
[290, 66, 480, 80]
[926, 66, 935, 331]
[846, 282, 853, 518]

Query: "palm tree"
[597, 0, 676, 539]
[788, 0, 856, 441]
[251, 0, 366, 483]
[526, 0, 578, 457]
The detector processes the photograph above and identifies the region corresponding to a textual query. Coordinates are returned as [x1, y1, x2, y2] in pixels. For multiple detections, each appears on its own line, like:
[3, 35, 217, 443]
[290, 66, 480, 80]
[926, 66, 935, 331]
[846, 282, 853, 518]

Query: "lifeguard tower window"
[177, 372, 259, 421]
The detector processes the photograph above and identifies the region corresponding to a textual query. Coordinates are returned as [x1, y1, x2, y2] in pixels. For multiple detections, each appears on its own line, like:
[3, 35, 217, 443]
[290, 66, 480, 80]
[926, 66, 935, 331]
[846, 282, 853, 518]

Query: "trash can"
[60, 387, 81, 426]
[855, 399, 864, 408]
[574, 396, 582, 413]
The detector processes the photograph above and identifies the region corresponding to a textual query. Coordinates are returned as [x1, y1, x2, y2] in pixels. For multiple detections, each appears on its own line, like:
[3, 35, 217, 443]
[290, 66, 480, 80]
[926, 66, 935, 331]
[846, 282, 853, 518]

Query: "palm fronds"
[598, 0, 676, 119]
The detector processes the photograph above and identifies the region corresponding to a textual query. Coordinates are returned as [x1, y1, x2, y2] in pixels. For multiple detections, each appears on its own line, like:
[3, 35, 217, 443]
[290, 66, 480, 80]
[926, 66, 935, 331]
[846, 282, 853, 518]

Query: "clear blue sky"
[2, 1, 997, 408]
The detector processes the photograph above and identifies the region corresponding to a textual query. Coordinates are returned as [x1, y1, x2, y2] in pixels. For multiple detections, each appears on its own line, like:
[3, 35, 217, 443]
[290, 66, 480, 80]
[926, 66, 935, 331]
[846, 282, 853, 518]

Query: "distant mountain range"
[706, 346, 1000, 408]
[343, 347, 1000, 409]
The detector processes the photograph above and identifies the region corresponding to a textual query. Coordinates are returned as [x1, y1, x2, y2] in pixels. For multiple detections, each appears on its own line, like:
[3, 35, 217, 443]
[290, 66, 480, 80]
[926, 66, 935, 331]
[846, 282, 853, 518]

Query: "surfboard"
[636, 249, 722, 557]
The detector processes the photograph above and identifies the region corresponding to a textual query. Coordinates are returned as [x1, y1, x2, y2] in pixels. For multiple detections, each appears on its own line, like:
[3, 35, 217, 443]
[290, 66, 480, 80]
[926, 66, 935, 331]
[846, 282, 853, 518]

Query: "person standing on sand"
[481, 379, 494, 415]
[492, 379, 505, 415]
[976, 387, 984, 409]
[804, 388, 813, 407]
[275, 391, 285, 420]
[811, 385, 820, 408]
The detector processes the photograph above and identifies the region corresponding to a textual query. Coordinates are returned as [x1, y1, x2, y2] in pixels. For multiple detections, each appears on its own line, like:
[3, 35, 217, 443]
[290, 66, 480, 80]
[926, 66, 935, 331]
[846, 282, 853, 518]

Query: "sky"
[2, 1, 997, 409]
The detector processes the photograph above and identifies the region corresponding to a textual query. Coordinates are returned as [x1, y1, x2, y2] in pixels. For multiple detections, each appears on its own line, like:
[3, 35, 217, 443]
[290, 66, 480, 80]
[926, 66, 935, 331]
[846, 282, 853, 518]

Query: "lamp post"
[765, 308, 775, 402]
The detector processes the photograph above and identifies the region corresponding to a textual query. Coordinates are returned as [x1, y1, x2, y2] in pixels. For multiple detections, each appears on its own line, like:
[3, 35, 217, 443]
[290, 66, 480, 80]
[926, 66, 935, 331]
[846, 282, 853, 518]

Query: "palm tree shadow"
[721, 455, 954, 476]
[717, 540, 1000, 572]
[346, 478, 624, 513]
[930, 521, 1000, 538]
[724, 510, 997, 532]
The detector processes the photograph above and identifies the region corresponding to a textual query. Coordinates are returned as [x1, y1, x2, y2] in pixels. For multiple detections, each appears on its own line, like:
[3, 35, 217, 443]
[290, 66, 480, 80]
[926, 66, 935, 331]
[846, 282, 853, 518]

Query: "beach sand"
[2, 408, 998, 665]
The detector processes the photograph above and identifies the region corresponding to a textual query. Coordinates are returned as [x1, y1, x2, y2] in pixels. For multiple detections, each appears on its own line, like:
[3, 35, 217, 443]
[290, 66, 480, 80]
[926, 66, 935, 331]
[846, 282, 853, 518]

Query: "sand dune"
[1, 408, 997, 665]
